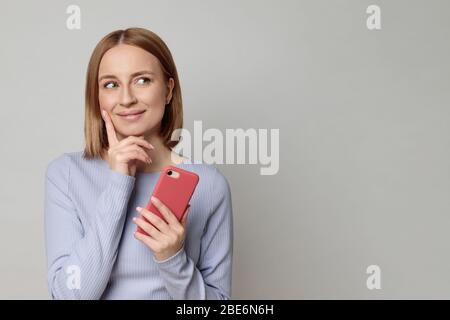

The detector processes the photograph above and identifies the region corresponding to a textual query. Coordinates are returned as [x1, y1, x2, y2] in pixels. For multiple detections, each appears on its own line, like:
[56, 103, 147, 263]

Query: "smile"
[118, 110, 146, 121]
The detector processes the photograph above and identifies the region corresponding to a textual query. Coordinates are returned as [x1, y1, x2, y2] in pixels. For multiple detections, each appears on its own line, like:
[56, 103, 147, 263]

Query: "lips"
[117, 110, 146, 116]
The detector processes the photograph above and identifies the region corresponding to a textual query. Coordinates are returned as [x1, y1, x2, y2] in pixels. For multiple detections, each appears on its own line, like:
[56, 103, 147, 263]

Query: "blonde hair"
[82, 27, 183, 159]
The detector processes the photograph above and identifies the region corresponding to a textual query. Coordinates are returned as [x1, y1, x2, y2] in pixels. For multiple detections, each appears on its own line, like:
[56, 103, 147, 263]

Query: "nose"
[119, 85, 137, 107]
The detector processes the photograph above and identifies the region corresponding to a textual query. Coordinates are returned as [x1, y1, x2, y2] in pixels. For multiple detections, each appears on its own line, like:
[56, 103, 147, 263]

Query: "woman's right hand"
[101, 109, 154, 177]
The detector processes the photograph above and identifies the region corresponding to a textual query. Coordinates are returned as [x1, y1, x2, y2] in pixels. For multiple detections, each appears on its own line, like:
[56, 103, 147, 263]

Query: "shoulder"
[45, 153, 72, 196]
[181, 162, 232, 213]
[46, 150, 83, 172]
[181, 161, 231, 192]
[46, 152, 71, 179]
[45, 151, 92, 185]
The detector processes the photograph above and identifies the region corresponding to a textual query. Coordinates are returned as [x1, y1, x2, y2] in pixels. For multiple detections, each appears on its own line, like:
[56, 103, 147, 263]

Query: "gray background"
[1, 0, 449, 299]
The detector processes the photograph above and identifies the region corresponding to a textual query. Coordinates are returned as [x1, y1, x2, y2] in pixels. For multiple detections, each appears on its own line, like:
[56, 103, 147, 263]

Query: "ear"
[165, 77, 175, 105]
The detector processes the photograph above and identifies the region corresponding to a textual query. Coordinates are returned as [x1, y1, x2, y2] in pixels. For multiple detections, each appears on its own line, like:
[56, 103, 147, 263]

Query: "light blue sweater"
[44, 151, 233, 300]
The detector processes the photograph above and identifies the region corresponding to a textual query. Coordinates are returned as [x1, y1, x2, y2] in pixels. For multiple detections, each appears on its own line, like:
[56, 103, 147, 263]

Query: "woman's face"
[98, 44, 174, 140]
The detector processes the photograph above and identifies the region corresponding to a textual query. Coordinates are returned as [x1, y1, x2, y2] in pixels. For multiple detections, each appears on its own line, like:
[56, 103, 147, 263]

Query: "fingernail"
[136, 206, 142, 212]
[132, 217, 137, 221]
[101, 110, 106, 118]
[151, 196, 158, 203]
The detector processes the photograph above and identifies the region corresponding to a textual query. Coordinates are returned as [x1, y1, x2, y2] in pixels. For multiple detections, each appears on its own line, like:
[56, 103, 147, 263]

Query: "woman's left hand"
[133, 196, 190, 261]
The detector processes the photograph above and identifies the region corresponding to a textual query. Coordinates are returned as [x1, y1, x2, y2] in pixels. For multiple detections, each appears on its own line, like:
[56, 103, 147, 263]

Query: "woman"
[44, 28, 233, 299]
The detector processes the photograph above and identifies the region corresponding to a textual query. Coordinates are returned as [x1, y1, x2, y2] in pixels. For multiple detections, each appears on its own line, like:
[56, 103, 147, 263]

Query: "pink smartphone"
[136, 165, 199, 235]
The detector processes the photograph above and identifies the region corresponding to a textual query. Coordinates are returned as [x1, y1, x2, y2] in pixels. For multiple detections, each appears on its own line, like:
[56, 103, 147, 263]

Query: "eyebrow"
[98, 70, 156, 82]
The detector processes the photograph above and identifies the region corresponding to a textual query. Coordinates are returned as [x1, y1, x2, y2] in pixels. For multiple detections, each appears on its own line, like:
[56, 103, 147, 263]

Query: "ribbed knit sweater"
[44, 151, 233, 299]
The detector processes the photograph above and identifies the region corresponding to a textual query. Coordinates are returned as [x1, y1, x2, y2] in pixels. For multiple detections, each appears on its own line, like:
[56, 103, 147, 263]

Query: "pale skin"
[98, 44, 189, 261]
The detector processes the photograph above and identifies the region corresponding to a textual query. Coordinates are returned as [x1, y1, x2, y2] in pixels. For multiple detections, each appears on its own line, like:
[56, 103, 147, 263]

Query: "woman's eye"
[136, 77, 151, 85]
[103, 82, 117, 89]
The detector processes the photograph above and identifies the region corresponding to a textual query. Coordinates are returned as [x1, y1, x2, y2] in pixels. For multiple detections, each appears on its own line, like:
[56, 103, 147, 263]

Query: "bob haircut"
[83, 27, 183, 159]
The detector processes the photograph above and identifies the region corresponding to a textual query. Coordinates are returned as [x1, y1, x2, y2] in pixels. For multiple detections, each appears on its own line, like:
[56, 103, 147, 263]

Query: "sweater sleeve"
[155, 166, 234, 300]
[44, 154, 135, 299]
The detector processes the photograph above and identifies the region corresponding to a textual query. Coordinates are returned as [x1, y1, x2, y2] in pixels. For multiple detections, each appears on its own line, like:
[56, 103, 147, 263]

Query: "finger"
[181, 205, 190, 227]
[101, 109, 119, 147]
[116, 149, 151, 165]
[137, 207, 170, 234]
[120, 145, 152, 164]
[133, 217, 164, 240]
[116, 135, 155, 151]
[134, 230, 160, 251]
[151, 196, 179, 226]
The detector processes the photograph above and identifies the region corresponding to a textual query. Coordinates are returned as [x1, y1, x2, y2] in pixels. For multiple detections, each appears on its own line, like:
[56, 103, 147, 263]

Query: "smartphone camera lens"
[167, 170, 172, 176]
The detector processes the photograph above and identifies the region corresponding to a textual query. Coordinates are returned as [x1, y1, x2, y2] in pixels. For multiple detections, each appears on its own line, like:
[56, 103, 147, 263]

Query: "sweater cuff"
[108, 170, 135, 195]
[153, 246, 186, 268]
[103, 170, 136, 215]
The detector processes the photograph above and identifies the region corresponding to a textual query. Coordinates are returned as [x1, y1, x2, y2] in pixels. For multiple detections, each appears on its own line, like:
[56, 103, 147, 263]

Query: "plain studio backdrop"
[1, 0, 450, 299]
